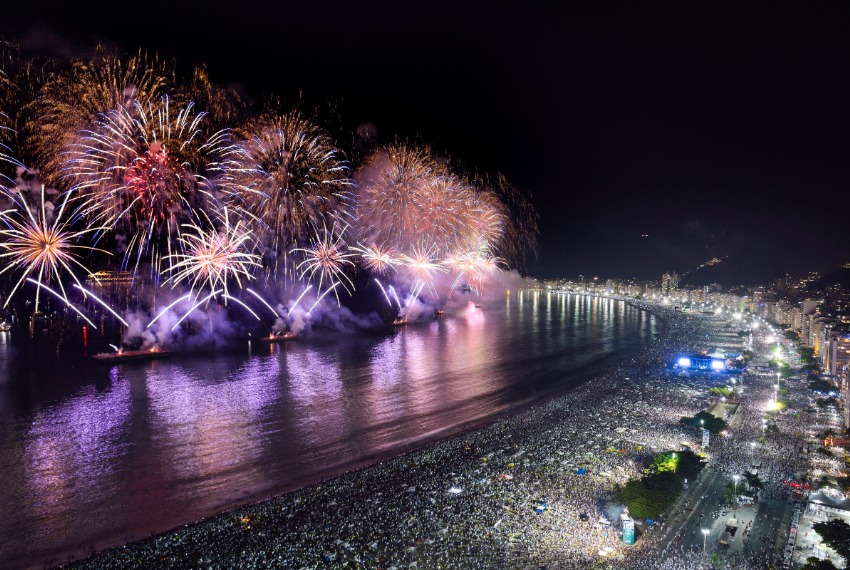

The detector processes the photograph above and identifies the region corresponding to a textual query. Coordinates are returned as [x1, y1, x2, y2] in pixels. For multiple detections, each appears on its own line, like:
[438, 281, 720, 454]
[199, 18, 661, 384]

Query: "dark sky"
[3, 2, 849, 280]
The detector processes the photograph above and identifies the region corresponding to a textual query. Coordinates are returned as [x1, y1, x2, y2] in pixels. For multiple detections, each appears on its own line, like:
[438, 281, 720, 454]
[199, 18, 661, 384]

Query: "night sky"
[2, 2, 848, 280]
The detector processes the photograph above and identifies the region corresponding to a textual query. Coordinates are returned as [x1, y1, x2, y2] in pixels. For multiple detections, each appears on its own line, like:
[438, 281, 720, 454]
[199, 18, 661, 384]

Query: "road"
[654, 388, 797, 567]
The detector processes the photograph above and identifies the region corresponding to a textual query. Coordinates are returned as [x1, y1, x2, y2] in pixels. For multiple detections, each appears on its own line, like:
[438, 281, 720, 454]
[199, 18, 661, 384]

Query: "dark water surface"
[0, 293, 656, 568]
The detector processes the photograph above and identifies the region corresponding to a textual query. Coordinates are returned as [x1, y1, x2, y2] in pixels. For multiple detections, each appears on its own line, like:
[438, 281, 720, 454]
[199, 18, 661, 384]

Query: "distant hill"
[680, 248, 784, 288]
[810, 265, 850, 291]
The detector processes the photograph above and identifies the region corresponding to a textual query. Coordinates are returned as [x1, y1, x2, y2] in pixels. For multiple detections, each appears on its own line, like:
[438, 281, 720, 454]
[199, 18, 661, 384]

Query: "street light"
[702, 528, 710, 552]
[732, 475, 740, 519]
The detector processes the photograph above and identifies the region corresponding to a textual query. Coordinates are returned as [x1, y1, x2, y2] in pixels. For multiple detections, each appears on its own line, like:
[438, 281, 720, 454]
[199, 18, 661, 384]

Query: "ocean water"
[0, 292, 656, 568]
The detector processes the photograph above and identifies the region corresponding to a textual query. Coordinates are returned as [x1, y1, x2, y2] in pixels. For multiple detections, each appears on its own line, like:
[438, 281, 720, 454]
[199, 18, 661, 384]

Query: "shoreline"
[58, 301, 725, 570]
[22, 299, 659, 570]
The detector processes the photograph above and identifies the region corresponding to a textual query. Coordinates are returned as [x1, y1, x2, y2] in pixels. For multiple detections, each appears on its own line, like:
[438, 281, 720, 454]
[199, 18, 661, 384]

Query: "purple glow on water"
[0, 294, 656, 569]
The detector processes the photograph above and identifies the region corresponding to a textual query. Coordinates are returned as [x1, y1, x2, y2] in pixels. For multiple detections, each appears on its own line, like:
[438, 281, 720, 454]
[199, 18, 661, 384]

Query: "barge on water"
[91, 348, 172, 363]
[258, 331, 297, 343]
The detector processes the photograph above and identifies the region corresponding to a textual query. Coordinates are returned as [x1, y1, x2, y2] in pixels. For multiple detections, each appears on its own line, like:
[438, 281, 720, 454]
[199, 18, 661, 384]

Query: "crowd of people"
[66, 302, 819, 569]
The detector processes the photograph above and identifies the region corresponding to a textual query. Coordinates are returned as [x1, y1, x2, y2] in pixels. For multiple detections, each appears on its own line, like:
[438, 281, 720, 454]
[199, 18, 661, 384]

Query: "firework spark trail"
[448, 272, 466, 297]
[0, 116, 24, 173]
[221, 294, 260, 321]
[388, 285, 403, 311]
[109, 344, 121, 352]
[353, 243, 398, 275]
[292, 222, 356, 301]
[171, 289, 220, 331]
[165, 208, 260, 297]
[406, 280, 426, 308]
[475, 172, 539, 271]
[442, 248, 505, 296]
[398, 242, 447, 299]
[308, 282, 340, 314]
[246, 288, 279, 319]
[72, 284, 130, 327]
[147, 293, 192, 328]
[0, 185, 109, 311]
[26, 278, 97, 328]
[374, 278, 392, 307]
[287, 285, 313, 316]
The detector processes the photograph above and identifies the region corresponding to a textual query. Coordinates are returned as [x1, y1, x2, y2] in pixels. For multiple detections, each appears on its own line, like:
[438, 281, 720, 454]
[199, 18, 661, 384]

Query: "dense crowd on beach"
[65, 302, 816, 569]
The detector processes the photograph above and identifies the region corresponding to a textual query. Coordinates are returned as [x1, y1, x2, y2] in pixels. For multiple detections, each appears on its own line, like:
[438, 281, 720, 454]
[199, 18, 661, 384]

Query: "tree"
[798, 347, 815, 360]
[709, 387, 734, 398]
[801, 557, 840, 570]
[680, 411, 727, 434]
[809, 378, 834, 393]
[743, 471, 764, 491]
[813, 519, 850, 561]
[616, 450, 705, 519]
[653, 452, 678, 473]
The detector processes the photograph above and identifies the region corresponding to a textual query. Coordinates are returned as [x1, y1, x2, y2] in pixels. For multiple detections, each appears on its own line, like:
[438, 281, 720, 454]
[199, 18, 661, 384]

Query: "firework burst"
[164, 208, 260, 298]
[177, 65, 248, 130]
[0, 185, 107, 310]
[30, 46, 175, 186]
[444, 248, 504, 294]
[474, 172, 538, 271]
[0, 47, 539, 338]
[292, 222, 356, 299]
[62, 97, 231, 271]
[354, 144, 509, 260]
[353, 143, 439, 252]
[415, 174, 470, 247]
[352, 242, 399, 275]
[222, 112, 352, 255]
[398, 242, 446, 296]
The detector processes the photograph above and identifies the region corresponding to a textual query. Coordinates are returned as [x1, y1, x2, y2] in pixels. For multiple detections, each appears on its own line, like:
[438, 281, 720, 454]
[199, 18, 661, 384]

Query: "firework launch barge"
[258, 331, 297, 343]
[91, 348, 172, 363]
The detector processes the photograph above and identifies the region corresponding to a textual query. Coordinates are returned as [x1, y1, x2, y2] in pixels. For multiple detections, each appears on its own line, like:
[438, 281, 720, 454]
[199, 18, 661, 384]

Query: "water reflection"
[15, 375, 131, 561]
[0, 294, 655, 569]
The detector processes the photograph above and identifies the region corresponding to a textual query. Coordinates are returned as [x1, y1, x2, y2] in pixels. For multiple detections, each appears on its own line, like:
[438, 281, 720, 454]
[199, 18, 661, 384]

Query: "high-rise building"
[661, 272, 679, 295]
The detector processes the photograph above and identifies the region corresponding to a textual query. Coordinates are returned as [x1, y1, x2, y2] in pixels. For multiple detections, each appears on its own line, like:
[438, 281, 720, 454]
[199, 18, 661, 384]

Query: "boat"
[91, 348, 172, 363]
[259, 331, 297, 343]
[391, 317, 408, 326]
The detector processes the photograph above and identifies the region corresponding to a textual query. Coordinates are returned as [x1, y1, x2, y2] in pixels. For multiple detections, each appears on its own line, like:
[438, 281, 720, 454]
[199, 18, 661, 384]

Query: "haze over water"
[0, 292, 656, 568]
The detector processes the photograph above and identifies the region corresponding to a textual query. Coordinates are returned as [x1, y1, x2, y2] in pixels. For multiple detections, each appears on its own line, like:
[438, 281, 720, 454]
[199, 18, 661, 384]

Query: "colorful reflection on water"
[0, 294, 655, 568]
